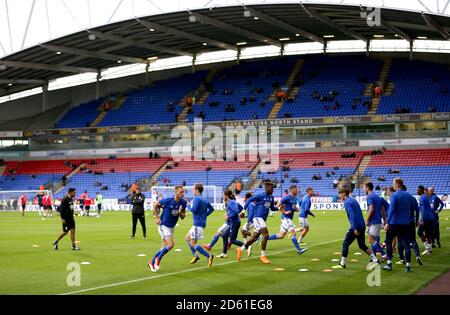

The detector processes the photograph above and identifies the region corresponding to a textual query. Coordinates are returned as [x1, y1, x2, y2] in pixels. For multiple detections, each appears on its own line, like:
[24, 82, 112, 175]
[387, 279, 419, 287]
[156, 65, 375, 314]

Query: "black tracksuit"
[131, 193, 146, 237]
[60, 196, 75, 232]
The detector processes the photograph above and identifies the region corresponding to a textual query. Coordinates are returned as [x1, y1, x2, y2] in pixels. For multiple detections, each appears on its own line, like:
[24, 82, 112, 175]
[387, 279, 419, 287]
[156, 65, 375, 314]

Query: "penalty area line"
[58, 238, 342, 295]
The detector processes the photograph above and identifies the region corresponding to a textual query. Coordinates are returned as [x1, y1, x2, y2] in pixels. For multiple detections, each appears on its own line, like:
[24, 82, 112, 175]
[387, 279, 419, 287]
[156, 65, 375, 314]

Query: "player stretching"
[428, 187, 444, 248]
[383, 179, 415, 272]
[296, 187, 315, 245]
[268, 185, 307, 254]
[19, 193, 27, 216]
[335, 188, 379, 269]
[236, 181, 277, 264]
[185, 183, 215, 267]
[203, 189, 244, 258]
[52, 188, 80, 250]
[364, 183, 387, 261]
[148, 186, 187, 272]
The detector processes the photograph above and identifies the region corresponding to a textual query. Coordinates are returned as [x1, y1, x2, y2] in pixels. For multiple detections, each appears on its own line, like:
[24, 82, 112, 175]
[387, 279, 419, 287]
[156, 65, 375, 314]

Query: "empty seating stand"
[278, 55, 381, 118]
[377, 59, 450, 114]
[0, 157, 168, 199]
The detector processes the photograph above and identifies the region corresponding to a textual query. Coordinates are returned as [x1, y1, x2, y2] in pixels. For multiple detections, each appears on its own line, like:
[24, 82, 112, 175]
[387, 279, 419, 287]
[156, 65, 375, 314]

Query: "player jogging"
[19, 193, 27, 216]
[383, 178, 415, 272]
[397, 185, 423, 266]
[240, 192, 255, 257]
[52, 188, 80, 250]
[268, 185, 307, 254]
[364, 182, 387, 261]
[428, 186, 444, 248]
[203, 189, 245, 258]
[296, 187, 315, 245]
[335, 188, 379, 269]
[96, 192, 103, 216]
[417, 185, 435, 255]
[44, 192, 53, 217]
[236, 181, 278, 264]
[185, 183, 215, 267]
[37, 191, 44, 216]
[148, 186, 187, 272]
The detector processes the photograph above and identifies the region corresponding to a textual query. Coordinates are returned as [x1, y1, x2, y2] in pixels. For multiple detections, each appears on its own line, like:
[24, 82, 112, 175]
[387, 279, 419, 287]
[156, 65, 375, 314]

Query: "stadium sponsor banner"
[24, 112, 450, 138]
[0, 151, 23, 158]
[0, 131, 23, 137]
[316, 140, 359, 148]
[233, 141, 315, 150]
[360, 137, 450, 147]
[312, 202, 345, 210]
[30, 146, 171, 157]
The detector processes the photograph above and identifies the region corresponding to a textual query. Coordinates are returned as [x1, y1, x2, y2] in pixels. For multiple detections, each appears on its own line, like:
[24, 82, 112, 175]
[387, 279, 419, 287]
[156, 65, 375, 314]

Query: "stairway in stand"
[268, 59, 304, 119]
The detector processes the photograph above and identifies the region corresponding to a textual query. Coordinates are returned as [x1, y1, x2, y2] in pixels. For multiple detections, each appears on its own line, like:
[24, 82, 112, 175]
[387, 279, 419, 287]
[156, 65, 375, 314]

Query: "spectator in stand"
[428, 105, 437, 113]
[311, 90, 320, 99]
[374, 85, 382, 97]
[333, 177, 339, 188]
[276, 90, 287, 101]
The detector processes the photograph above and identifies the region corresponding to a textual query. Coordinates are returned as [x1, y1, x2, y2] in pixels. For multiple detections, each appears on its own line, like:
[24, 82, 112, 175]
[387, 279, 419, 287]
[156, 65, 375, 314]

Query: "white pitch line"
[59, 238, 342, 295]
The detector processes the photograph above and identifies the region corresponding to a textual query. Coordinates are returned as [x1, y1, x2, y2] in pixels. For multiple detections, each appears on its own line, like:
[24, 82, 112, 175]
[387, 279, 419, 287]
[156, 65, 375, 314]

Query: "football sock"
[195, 245, 210, 258]
[210, 235, 220, 248]
[291, 236, 302, 252]
[186, 240, 196, 256]
[158, 245, 170, 261]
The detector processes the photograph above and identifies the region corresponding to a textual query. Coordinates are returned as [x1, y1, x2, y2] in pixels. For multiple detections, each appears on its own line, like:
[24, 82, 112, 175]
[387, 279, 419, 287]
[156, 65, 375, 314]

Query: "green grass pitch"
[0, 210, 448, 295]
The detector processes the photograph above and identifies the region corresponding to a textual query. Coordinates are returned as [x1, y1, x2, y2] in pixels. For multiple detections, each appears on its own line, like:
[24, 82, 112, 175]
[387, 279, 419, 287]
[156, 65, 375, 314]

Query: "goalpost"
[0, 190, 53, 212]
[150, 186, 224, 209]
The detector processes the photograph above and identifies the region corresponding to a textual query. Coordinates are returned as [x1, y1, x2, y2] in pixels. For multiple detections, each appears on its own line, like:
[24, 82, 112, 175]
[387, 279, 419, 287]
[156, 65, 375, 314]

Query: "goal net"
[0, 190, 53, 212]
[150, 186, 223, 209]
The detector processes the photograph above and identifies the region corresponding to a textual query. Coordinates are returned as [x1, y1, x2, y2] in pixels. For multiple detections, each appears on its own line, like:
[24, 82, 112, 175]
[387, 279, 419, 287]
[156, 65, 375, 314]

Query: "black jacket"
[131, 193, 145, 214]
[60, 196, 75, 220]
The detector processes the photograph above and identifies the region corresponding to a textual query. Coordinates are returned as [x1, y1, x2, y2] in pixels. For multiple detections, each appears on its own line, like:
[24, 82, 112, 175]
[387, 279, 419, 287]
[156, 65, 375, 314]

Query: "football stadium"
[0, 0, 449, 297]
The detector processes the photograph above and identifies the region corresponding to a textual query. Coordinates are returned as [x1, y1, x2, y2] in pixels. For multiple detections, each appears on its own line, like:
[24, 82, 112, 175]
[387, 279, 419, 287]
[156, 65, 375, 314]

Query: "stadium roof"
[1, 0, 450, 98]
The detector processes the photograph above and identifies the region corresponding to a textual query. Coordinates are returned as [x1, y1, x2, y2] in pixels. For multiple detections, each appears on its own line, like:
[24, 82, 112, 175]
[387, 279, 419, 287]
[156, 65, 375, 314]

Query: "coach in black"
[131, 187, 147, 239]
[53, 188, 80, 250]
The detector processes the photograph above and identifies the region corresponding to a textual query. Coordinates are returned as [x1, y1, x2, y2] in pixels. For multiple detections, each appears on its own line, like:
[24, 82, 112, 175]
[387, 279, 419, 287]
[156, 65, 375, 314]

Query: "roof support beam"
[190, 11, 281, 47]
[246, 7, 324, 44]
[381, 18, 411, 41]
[300, 4, 367, 41]
[41, 44, 149, 64]
[0, 60, 97, 73]
[90, 30, 192, 57]
[0, 79, 45, 84]
[421, 13, 450, 40]
[57, 43, 129, 67]
[135, 18, 237, 51]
